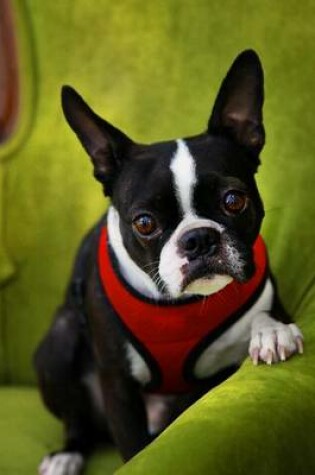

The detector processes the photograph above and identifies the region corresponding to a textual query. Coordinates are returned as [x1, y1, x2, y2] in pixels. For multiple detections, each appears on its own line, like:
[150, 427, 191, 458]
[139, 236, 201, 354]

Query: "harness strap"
[98, 227, 268, 393]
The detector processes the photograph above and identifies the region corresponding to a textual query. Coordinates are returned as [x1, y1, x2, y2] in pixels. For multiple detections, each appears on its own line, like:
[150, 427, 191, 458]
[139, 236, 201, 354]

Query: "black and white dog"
[34, 50, 303, 475]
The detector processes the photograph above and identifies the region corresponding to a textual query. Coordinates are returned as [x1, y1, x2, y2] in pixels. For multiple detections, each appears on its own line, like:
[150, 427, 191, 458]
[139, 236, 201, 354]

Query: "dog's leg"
[34, 306, 107, 475]
[98, 371, 150, 462]
[249, 313, 303, 365]
[248, 276, 304, 365]
[38, 410, 106, 475]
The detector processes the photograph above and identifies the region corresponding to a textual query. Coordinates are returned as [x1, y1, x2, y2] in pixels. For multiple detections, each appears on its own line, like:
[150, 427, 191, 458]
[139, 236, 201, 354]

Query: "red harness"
[98, 227, 268, 394]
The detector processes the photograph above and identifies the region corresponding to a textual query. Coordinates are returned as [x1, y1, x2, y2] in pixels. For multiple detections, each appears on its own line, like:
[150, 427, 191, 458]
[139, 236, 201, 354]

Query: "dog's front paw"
[39, 452, 84, 475]
[249, 318, 304, 365]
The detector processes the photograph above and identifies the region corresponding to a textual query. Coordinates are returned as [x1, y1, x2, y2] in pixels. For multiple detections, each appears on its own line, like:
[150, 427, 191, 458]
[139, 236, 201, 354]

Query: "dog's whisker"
[143, 261, 160, 270]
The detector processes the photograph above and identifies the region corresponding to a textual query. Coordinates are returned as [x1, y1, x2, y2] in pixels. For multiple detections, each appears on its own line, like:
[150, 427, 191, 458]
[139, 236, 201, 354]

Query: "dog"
[34, 49, 304, 475]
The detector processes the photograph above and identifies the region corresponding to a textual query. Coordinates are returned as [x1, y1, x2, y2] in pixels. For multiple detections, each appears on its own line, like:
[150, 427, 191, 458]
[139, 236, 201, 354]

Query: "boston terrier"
[34, 50, 304, 475]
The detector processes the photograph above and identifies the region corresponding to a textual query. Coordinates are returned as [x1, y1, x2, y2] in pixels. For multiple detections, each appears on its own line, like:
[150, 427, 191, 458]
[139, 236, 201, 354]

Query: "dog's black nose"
[179, 227, 220, 260]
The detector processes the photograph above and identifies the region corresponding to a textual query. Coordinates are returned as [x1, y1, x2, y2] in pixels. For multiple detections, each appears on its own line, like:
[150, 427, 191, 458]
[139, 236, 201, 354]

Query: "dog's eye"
[133, 214, 157, 236]
[223, 191, 247, 214]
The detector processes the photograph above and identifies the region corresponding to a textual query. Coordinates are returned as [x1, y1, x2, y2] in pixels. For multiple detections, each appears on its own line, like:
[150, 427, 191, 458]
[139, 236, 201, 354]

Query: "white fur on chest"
[125, 343, 151, 385]
[194, 278, 274, 377]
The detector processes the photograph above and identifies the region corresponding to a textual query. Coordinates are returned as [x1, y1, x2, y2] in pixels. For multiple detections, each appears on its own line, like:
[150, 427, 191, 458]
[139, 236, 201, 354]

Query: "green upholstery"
[1, 0, 315, 473]
[0, 388, 121, 475]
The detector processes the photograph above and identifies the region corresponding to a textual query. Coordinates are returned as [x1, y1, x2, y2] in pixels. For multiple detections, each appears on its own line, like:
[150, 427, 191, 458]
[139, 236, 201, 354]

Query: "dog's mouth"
[183, 274, 233, 296]
[179, 250, 255, 297]
[157, 220, 257, 299]
[180, 260, 232, 296]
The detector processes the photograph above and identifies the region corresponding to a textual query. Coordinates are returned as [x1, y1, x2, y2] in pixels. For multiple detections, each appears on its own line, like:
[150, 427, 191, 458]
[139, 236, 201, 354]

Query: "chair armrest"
[117, 317, 315, 475]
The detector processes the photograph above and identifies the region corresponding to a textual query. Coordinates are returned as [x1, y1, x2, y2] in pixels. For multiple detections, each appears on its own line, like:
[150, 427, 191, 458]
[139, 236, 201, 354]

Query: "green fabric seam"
[0, 0, 37, 163]
[0, 0, 37, 383]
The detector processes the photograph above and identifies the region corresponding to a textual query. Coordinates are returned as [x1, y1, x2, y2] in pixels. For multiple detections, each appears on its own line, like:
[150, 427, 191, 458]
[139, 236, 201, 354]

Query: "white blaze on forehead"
[170, 139, 197, 215]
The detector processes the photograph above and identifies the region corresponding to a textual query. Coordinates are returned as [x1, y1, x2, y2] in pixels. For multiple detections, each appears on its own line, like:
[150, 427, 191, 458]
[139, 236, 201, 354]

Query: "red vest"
[98, 227, 268, 394]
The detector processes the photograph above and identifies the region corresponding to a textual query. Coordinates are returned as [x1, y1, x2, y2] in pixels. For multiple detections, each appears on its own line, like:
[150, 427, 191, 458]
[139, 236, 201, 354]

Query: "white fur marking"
[170, 139, 197, 215]
[126, 343, 151, 385]
[194, 278, 274, 378]
[249, 314, 304, 365]
[225, 241, 245, 275]
[144, 394, 176, 435]
[39, 453, 84, 475]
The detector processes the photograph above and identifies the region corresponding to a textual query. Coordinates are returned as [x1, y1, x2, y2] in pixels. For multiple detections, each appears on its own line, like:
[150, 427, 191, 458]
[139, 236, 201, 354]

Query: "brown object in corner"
[0, 0, 19, 144]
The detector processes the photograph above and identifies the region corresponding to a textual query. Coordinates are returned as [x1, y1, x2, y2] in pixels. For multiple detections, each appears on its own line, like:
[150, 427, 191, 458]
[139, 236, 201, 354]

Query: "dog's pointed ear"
[208, 50, 265, 156]
[61, 86, 132, 196]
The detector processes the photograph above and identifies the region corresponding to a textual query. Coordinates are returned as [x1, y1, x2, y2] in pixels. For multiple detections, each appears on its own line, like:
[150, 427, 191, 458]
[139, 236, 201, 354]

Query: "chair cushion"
[0, 387, 121, 475]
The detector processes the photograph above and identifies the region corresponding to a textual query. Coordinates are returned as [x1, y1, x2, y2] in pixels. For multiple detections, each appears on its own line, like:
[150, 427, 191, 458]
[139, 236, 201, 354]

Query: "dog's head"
[62, 50, 265, 299]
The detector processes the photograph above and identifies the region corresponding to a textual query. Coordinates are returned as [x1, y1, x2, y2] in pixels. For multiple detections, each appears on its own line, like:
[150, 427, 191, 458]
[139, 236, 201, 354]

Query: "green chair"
[1, 1, 315, 474]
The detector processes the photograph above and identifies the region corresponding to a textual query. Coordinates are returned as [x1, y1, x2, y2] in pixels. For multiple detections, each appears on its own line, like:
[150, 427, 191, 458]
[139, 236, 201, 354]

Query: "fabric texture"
[0, 387, 121, 475]
[0, 0, 315, 474]
[117, 326, 315, 475]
